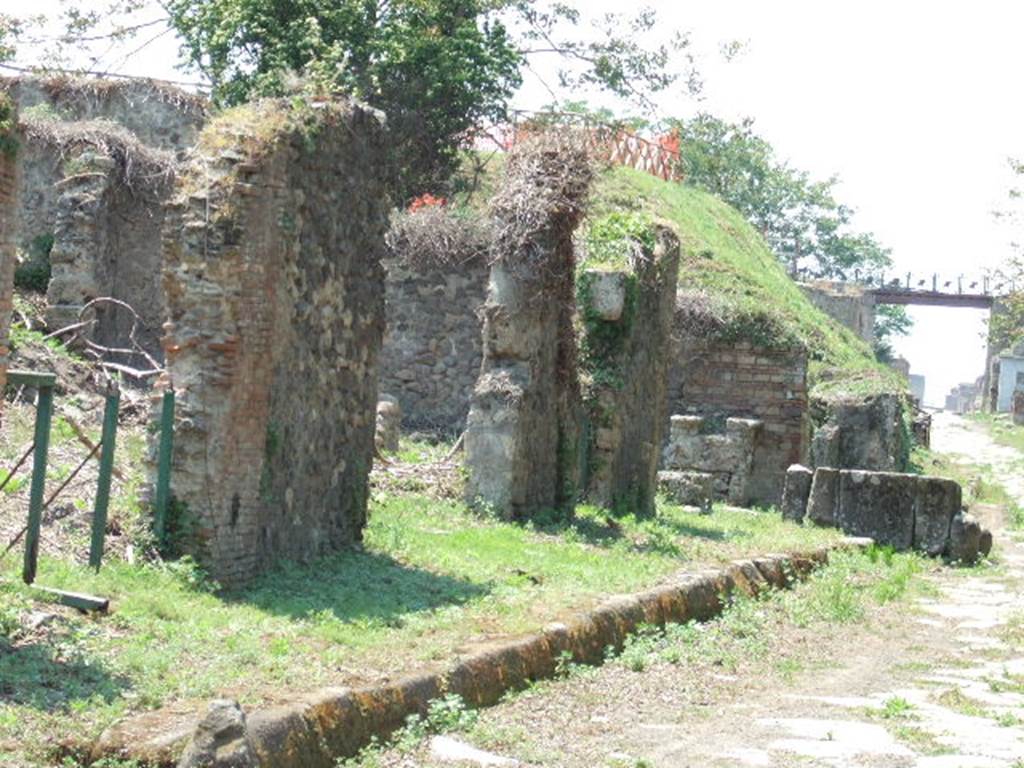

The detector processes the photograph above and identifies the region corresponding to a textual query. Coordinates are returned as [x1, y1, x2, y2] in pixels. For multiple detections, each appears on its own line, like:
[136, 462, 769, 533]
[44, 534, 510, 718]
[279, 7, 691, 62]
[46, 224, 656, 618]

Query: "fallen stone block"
[806, 467, 840, 527]
[658, 470, 713, 513]
[836, 471, 915, 550]
[781, 464, 813, 523]
[177, 699, 258, 768]
[947, 511, 982, 563]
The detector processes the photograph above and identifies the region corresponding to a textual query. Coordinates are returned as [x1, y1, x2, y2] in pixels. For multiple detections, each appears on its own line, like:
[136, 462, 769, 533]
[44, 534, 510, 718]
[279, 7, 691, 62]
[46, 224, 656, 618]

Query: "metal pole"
[22, 385, 54, 585]
[153, 389, 175, 544]
[89, 385, 120, 570]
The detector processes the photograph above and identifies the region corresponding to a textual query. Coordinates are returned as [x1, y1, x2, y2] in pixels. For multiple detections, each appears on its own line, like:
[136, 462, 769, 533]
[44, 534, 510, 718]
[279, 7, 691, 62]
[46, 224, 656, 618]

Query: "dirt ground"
[378, 412, 1024, 768]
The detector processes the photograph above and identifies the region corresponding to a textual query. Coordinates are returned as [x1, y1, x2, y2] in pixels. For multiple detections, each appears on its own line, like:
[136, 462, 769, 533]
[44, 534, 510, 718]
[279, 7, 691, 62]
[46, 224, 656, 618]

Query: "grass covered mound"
[588, 167, 903, 401]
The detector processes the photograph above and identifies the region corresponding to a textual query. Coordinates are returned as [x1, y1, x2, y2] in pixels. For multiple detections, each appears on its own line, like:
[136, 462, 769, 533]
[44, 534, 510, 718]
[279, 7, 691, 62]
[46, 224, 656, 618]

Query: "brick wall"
[0, 136, 16, 406]
[157, 98, 389, 586]
[666, 337, 810, 506]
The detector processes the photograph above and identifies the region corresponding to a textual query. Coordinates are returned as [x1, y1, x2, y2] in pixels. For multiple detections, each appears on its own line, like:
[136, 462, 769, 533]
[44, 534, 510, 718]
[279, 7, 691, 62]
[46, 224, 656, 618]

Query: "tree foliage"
[872, 304, 912, 363]
[164, 0, 522, 199]
[672, 113, 892, 280]
[989, 158, 1024, 353]
[159, 0, 694, 200]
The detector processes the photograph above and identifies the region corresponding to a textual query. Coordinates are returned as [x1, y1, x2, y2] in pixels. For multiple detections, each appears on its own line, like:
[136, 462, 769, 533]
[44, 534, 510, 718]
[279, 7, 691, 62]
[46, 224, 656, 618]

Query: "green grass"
[0, 494, 840, 766]
[589, 168, 900, 399]
[910, 445, 1023, 529]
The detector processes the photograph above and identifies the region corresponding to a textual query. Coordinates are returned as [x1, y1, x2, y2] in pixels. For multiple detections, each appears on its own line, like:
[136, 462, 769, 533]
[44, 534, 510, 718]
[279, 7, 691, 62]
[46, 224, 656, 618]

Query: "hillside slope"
[590, 167, 902, 400]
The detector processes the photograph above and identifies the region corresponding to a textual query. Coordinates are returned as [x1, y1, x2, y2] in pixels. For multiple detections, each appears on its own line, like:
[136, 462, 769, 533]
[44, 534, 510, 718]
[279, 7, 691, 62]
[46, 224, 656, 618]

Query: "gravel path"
[379, 413, 1024, 768]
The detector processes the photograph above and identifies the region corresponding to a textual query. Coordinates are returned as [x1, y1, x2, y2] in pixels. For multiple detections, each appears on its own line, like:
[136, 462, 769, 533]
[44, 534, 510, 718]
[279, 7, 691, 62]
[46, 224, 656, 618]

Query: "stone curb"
[91, 538, 871, 767]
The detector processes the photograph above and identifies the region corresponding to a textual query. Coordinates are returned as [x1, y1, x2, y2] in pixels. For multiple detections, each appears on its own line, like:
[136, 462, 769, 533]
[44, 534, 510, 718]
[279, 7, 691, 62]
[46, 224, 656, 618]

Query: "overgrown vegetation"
[589, 167, 902, 398]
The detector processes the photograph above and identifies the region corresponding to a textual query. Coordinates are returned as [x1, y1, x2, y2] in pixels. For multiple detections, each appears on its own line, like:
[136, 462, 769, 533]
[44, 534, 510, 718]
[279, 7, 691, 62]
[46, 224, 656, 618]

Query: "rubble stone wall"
[464, 137, 590, 520]
[581, 225, 680, 514]
[157, 99, 389, 585]
[379, 255, 489, 434]
[1, 76, 204, 297]
[2, 75, 206, 152]
[661, 414, 762, 506]
[666, 337, 810, 506]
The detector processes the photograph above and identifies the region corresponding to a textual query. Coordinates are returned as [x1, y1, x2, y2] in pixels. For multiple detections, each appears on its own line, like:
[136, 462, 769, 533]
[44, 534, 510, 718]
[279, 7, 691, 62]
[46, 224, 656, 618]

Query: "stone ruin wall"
[0, 108, 17, 403]
[157, 99, 390, 585]
[799, 280, 876, 344]
[0, 76, 204, 361]
[379, 249, 489, 435]
[5, 76, 204, 255]
[666, 336, 810, 506]
[2, 75, 206, 152]
[581, 225, 680, 515]
[810, 393, 910, 473]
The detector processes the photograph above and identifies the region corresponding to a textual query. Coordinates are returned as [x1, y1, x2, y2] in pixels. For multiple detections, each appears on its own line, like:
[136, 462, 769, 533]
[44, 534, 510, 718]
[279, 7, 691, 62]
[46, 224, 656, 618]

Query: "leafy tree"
[672, 113, 892, 280]
[159, 1, 696, 200]
[873, 304, 912, 363]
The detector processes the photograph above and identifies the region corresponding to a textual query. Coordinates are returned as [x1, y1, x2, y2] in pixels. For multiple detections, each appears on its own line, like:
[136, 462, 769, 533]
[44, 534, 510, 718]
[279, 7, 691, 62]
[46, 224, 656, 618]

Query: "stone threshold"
[90, 538, 871, 767]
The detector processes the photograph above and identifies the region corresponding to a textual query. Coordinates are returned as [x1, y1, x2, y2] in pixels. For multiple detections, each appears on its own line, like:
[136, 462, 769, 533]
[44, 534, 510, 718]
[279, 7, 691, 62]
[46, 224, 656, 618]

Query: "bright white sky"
[12, 0, 1024, 406]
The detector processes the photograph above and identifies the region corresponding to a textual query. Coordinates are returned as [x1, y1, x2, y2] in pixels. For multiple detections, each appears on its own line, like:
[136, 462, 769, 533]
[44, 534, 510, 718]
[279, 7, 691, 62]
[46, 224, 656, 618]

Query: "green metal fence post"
[88, 385, 120, 571]
[22, 381, 54, 585]
[153, 389, 175, 544]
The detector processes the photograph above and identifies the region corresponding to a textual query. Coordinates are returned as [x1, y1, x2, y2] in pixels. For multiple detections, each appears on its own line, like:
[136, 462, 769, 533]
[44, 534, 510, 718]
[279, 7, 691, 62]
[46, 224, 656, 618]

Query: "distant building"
[995, 341, 1024, 412]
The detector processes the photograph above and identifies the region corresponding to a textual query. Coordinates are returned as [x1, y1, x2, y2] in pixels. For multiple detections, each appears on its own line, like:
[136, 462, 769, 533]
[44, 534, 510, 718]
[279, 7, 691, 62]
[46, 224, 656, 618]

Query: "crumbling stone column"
[156, 99, 389, 585]
[0, 102, 18, 409]
[580, 224, 679, 515]
[465, 135, 592, 520]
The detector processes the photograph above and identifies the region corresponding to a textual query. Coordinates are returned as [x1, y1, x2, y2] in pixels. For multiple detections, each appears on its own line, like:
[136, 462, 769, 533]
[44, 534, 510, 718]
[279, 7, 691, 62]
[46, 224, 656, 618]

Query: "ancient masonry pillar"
[464, 136, 591, 520]
[0, 106, 18, 411]
[580, 224, 680, 515]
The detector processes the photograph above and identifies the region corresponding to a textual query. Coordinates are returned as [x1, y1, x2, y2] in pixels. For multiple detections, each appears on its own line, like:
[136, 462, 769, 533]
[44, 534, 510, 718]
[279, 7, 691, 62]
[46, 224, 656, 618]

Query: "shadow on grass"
[0, 638, 129, 711]
[230, 549, 490, 624]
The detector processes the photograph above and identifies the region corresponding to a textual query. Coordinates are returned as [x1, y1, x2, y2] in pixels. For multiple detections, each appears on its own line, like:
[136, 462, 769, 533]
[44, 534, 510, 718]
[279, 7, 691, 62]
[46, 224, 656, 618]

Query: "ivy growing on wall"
[0, 92, 17, 159]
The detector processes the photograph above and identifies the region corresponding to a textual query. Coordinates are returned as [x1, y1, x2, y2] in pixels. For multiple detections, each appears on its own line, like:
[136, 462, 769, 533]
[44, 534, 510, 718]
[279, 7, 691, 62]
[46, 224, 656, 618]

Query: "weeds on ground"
[968, 412, 1024, 454]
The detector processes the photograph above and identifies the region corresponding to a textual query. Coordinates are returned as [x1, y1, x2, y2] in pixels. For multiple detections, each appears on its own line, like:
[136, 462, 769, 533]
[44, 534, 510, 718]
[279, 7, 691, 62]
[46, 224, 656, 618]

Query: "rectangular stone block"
[836, 470, 915, 550]
[658, 470, 713, 513]
[781, 464, 813, 523]
[912, 476, 961, 556]
[806, 467, 839, 526]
